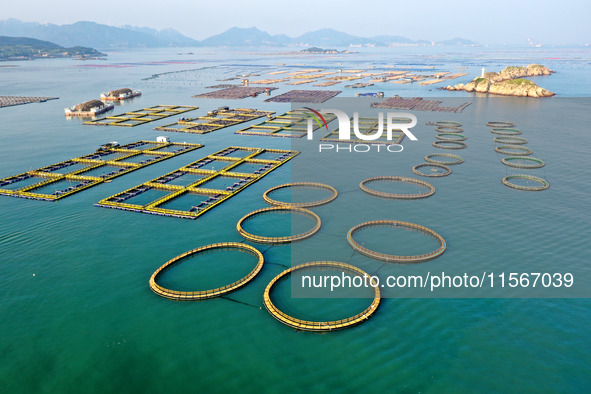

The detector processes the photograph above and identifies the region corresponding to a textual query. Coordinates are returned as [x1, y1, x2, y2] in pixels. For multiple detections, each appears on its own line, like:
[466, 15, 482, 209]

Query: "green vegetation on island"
[444, 64, 555, 97]
[0, 36, 105, 60]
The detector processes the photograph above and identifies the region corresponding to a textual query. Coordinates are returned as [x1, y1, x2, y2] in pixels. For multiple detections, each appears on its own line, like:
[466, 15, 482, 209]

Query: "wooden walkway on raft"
[155, 108, 274, 134]
[84, 105, 199, 127]
[96, 146, 299, 219]
[0, 140, 202, 201]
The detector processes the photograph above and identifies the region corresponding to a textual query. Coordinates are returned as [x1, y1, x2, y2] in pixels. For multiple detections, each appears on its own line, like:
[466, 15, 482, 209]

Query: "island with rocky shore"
[443, 64, 555, 97]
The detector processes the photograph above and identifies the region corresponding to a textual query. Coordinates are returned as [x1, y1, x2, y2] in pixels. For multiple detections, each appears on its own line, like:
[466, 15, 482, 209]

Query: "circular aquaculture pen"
[263, 182, 338, 208]
[149, 242, 264, 300]
[412, 163, 452, 177]
[237, 206, 321, 243]
[493, 136, 528, 145]
[347, 220, 446, 263]
[435, 121, 462, 127]
[360, 176, 435, 199]
[425, 153, 464, 165]
[501, 156, 545, 169]
[494, 145, 533, 156]
[486, 121, 515, 128]
[502, 175, 550, 191]
[432, 141, 467, 150]
[435, 126, 464, 133]
[436, 133, 467, 141]
[490, 128, 522, 136]
[263, 261, 381, 332]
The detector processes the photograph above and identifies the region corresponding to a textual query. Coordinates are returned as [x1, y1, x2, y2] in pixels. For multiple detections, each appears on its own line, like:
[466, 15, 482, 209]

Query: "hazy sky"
[3, 0, 590, 45]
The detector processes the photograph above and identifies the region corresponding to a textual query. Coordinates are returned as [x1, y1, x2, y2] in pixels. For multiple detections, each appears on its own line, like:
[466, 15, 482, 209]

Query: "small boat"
[96, 141, 119, 152]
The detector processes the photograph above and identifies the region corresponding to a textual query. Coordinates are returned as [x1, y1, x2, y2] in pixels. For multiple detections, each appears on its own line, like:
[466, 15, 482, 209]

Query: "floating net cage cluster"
[425, 153, 464, 165]
[435, 121, 462, 127]
[488, 120, 550, 191]
[147, 174, 451, 331]
[486, 121, 515, 128]
[502, 174, 550, 191]
[501, 156, 545, 169]
[493, 136, 528, 145]
[263, 182, 338, 208]
[494, 145, 533, 156]
[149, 242, 264, 300]
[411, 163, 451, 177]
[435, 125, 463, 133]
[436, 133, 467, 142]
[413, 121, 466, 178]
[490, 128, 522, 136]
[263, 261, 381, 332]
[346, 220, 446, 263]
[432, 140, 467, 150]
[236, 206, 321, 244]
[360, 176, 436, 199]
[434, 122, 465, 139]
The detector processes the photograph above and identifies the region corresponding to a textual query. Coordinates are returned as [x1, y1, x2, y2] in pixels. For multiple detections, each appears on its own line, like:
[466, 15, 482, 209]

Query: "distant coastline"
[0, 36, 105, 61]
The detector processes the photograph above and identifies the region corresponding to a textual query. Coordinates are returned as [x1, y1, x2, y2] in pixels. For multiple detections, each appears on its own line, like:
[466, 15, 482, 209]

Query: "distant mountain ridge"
[202, 27, 477, 47]
[0, 19, 200, 48]
[0, 19, 479, 49]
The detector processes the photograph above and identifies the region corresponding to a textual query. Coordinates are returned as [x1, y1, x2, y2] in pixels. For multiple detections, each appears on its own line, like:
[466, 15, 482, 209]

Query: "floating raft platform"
[286, 79, 317, 85]
[263, 261, 380, 332]
[0, 96, 59, 108]
[193, 86, 277, 99]
[205, 84, 241, 89]
[0, 140, 202, 201]
[249, 79, 289, 84]
[265, 89, 341, 103]
[95, 146, 299, 219]
[347, 220, 446, 263]
[236, 109, 336, 138]
[237, 207, 321, 244]
[84, 105, 199, 127]
[150, 242, 264, 300]
[154, 108, 274, 134]
[320, 116, 406, 145]
[313, 81, 341, 87]
[345, 82, 374, 88]
[371, 97, 471, 113]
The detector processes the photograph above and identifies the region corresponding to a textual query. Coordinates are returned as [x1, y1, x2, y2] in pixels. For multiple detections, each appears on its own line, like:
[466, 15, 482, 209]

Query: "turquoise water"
[1, 47, 590, 392]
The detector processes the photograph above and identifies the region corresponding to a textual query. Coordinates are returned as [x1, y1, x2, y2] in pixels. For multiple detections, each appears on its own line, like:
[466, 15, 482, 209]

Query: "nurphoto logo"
[304, 108, 418, 152]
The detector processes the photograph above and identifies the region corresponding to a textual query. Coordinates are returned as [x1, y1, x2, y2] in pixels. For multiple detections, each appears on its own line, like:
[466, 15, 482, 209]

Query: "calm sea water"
[1, 46, 590, 393]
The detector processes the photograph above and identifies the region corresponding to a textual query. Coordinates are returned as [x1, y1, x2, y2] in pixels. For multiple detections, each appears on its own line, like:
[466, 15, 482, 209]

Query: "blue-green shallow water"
[1, 47, 590, 392]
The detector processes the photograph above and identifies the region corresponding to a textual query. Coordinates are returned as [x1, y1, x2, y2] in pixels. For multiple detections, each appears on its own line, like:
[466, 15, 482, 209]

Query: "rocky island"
[444, 64, 555, 97]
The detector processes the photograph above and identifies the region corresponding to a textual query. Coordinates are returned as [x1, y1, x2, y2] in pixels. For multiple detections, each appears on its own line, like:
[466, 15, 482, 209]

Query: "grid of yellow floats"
[84, 105, 199, 127]
[0, 141, 203, 201]
[95, 146, 299, 219]
[154, 108, 275, 134]
[235, 109, 336, 138]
